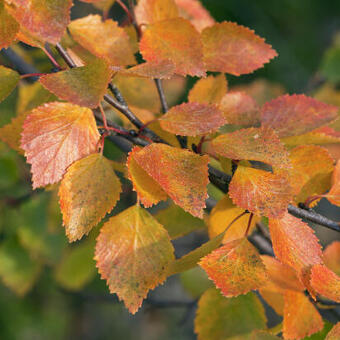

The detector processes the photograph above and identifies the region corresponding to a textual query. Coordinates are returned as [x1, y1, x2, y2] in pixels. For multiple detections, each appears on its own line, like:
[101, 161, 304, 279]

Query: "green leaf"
[0, 66, 19, 104]
[320, 46, 340, 84]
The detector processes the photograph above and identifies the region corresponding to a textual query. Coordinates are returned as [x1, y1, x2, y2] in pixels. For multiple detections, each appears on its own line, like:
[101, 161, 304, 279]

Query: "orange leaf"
[159, 102, 226, 136]
[219, 91, 260, 127]
[68, 15, 136, 66]
[310, 264, 340, 303]
[59, 153, 122, 242]
[229, 165, 293, 218]
[269, 212, 323, 278]
[135, 0, 179, 25]
[0, 1, 19, 49]
[95, 205, 174, 314]
[8, 0, 72, 44]
[139, 18, 205, 77]
[127, 146, 168, 207]
[283, 290, 323, 339]
[212, 126, 290, 169]
[201, 22, 277, 76]
[132, 144, 209, 217]
[199, 238, 268, 297]
[188, 74, 227, 105]
[326, 322, 340, 340]
[326, 160, 340, 206]
[40, 59, 112, 108]
[323, 241, 340, 276]
[174, 0, 215, 32]
[21, 102, 100, 188]
[261, 94, 338, 138]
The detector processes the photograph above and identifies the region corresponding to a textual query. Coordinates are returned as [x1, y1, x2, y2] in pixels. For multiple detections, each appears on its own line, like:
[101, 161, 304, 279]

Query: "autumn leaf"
[211, 126, 291, 169]
[40, 59, 112, 108]
[219, 91, 260, 127]
[269, 212, 323, 279]
[127, 146, 168, 207]
[21, 102, 100, 188]
[229, 165, 293, 218]
[59, 153, 122, 242]
[95, 205, 174, 314]
[261, 94, 338, 138]
[323, 241, 340, 276]
[8, 0, 72, 44]
[159, 102, 226, 136]
[326, 160, 340, 206]
[199, 238, 268, 297]
[0, 1, 19, 49]
[68, 15, 136, 66]
[132, 144, 209, 218]
[283, 290, 323, 339]
[0, 65, 19, 103]
[201, 22, 277, 75]
[326, 322, 340, 340]
[188, 74, 227, 105]
[310, 264, 340, 303]
[140, 17, 205, 77]
[195, 289, 266, 340]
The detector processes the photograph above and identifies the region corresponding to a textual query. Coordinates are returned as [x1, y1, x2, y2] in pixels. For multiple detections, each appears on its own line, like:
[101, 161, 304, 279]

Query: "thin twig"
[154, 79, 169, 113]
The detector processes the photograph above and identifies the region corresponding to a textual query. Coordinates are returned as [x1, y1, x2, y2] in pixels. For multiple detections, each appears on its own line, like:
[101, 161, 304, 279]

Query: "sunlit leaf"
[0, 65, 19, 103]
[140, 17, 205, 77]
[21, 102, 100, 188]
[8, 0, 72, 44]
[199, 238, 268, 297]
[95, 205, 174, 314]
[219, 91, 260, 127]
[251, 331, 281, 340]
[40, 59, 112, 108]
[323, 241, 340, 276]
[201, 22, 277, 76]
[59, 153, 122, 242]
[212, 126, 290, 169]
[0, 1, 19, 49]
[159, 102, 226, 136]
[326, 322, 340, 340]
[195, 289, 266, 340]
[229, 165, 293, 218]
[68, 15, 136, 66]
[132, 144, 209, 217]
[188, 74, 227, 105]
[259, 289, 284, 316]
[310, 264, 340, 303]
[326, 160, 340, 206]
[261, 94, 338, 138]
[283, 290, 323, 340]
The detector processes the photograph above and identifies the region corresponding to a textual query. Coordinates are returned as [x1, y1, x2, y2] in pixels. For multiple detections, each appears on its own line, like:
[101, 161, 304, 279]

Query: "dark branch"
[154, 79, 169, 113]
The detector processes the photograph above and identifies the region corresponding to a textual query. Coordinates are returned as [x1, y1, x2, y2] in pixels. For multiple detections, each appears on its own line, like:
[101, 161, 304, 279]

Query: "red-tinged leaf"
[269, 212, 323, 278]
[311, 264, 340, 303]
[261, 94, 338, 138]
[201, 22, 277, 76]
[188, 74, 227, 105]
[195, 289, 267, 340]
[326, 322, 340, 340]
[323, 241, 340, 276]
[127, 146, 168, 207]
[0, 1, 19, 49]
[95, 205, 174, 314]
[21, 102, 100, 188]
[174, 0, 215, 32]
[212, 126, 290, 169]
[219, 91, 260, 127]
[118, 59, 175, 79]
[139, 18, 205, 77]
[326, 160, 340, 206]
[288, 145, 334, 202]
[261, 255, 305, 292]
[135, 0, 179, 25]
[8, 0, 72, 44]
[283, 290, 323, 340]
[59, 153, 122, 242]
[199, 238, 268, 297]
[159, 102, 226, 136]
[68, 15, 136, 66]
[229, 165, 293, 218]
[133, 144, 209, 218]
[0, 65, 19, 103]
[40, 59, 112, 108]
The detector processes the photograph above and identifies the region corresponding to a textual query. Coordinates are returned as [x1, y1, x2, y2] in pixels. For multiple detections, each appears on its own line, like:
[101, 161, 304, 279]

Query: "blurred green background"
[0, 0, 340, 339]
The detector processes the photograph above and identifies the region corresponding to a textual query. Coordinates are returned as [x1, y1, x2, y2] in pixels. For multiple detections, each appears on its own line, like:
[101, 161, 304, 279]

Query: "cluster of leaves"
[1, 0, 340, 338]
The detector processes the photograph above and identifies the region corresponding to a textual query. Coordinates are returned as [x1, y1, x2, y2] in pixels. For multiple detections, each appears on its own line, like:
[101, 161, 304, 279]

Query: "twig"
[154, 79, 169, 113]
